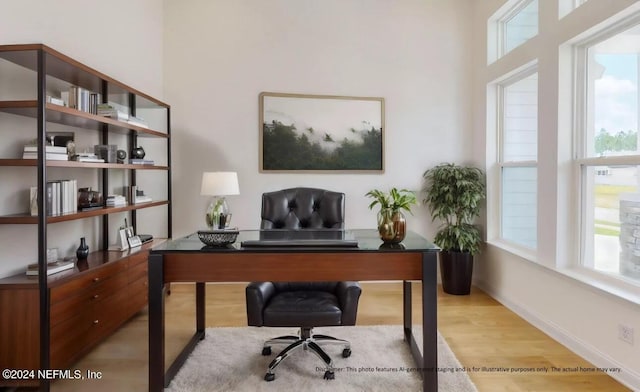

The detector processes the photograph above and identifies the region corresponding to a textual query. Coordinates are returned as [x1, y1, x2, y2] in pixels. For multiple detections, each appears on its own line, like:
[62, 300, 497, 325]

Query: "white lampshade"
[200, 172, 240, 196]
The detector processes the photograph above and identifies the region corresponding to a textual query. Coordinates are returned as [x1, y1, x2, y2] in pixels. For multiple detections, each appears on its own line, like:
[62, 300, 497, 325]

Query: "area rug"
[166, 325, 477, 392]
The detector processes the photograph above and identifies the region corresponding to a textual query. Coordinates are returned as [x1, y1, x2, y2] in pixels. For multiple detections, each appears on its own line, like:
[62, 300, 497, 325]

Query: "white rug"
[166, 325, 477, 392]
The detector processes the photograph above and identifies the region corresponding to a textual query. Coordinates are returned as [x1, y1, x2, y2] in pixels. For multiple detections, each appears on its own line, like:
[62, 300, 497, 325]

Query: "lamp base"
[205, 196, 232, 229]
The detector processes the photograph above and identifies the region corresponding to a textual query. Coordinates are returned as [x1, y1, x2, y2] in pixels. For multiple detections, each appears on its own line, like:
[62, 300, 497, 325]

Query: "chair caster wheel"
[262, 347, 272, 356]
[264, 372, 275, 381]
[324, 371, 335, 380]
[342, 348, 352, 358]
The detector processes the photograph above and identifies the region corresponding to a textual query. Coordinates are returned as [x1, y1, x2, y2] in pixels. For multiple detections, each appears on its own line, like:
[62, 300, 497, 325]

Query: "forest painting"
[259, 92, 384, 172]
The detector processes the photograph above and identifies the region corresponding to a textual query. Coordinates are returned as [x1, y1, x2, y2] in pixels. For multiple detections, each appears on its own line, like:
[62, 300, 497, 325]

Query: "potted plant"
[422, 163, 485, 295]
[365, 187, 417, 244]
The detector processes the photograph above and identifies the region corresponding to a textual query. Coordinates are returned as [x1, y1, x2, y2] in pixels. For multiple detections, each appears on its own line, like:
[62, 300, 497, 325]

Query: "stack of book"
[72, 153, 105, 163]
[135, 195, 153, 203]
[97, 103, 129, 121]
[129, 159, 154, 165]
[22, 145, 68, 161]
[106, 195, 126, 207]
[26, 259, 75, 276]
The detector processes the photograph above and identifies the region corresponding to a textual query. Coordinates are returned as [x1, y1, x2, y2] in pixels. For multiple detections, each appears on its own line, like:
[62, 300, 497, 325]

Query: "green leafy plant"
[422, 163, 485, 254]
[365, 187, 417, 214]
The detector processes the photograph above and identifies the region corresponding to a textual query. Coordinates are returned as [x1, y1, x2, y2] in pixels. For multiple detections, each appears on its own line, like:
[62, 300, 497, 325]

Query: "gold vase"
[377, 209, 406, 244]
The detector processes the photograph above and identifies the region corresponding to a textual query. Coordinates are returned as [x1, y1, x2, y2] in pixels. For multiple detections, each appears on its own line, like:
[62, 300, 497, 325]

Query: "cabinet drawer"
[50, 270, 129, 327]
[128, 250, 149, 267]
[88, 289, 132, 344]
[128, 260, 148, 283]
[50, 309, 92, 369]
[50, 260, 127, 303]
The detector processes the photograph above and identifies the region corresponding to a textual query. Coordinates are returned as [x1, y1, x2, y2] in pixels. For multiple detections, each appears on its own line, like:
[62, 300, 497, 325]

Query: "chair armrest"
[336, 281, 362, 325]
[246, 282, 276, 326]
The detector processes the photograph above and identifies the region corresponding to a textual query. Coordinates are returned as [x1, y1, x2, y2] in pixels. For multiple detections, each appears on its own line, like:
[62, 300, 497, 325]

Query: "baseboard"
[474, 278, 640, 391]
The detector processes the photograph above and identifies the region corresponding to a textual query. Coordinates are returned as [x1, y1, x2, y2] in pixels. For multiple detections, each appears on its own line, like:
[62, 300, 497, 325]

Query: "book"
[23, 145, 68, 154]
[135, 195, 153, 203]
[26, 260, 75, 276]
[129, 159, 154, 165]
[76, 157, 105, 163]
[22, 152, 69, 161]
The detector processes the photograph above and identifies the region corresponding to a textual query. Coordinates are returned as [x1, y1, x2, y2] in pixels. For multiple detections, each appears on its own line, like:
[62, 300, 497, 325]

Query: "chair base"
[262, 327, 351, 381]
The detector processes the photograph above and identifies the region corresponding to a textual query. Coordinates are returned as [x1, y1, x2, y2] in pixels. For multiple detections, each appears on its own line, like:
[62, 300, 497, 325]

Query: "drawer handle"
[92, 294, 99, 300]
[93, 320, 99, 324]
[93, 277, 100, 283]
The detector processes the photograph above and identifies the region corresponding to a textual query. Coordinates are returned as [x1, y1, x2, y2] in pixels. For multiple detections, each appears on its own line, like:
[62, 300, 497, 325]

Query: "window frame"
[574, 14, 640, 285]
[497, 0, 539, 58]
[494, 66, 539, 256]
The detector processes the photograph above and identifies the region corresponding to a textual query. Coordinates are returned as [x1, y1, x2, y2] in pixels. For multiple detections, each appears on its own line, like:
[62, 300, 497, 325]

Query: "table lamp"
[200, 171, 240, 229]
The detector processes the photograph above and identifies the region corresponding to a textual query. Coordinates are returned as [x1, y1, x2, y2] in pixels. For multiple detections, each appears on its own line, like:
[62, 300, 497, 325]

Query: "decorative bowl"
[197, 229, 239, 246]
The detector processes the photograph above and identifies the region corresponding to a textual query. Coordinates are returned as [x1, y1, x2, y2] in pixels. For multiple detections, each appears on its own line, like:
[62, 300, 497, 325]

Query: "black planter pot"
[440, 250, 473, 295]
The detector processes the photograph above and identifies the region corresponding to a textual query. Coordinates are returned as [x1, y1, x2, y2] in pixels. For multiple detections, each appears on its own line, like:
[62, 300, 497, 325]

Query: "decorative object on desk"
[76, 237, 89, 259]
[94, 144, 117, 163]
[131, 146, 146, 159]
[117, 149, 127, 163]
[201, 171, 240, 229]
[78, 187, 103, 209]
[197, 229, 239, 246]
[365, 188, 416, 244]
[422, 163, 485, 295]
[259, 92, 384, 172]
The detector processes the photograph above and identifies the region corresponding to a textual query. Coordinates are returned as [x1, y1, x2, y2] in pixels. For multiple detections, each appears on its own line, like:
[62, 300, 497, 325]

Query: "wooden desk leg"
[423, 251, 438, 391]
[148, 253, 165, 392]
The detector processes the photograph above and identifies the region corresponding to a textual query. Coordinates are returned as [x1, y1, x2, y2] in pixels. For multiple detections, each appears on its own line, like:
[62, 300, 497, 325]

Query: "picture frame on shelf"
[259, 92, 385, 173]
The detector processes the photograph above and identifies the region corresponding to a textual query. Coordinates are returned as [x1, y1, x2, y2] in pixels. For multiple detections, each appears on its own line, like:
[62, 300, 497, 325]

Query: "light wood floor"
[13, 282, 630, 391]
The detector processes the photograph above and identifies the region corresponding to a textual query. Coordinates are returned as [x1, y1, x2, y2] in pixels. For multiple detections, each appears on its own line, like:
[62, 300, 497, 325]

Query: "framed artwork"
[259, 92, 384, 172]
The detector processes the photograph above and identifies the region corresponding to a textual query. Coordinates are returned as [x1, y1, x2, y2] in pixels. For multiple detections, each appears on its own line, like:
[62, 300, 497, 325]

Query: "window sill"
[556, 267, 640, 306]
[486, 238, 537, 263]
[486, 240, 640, 305]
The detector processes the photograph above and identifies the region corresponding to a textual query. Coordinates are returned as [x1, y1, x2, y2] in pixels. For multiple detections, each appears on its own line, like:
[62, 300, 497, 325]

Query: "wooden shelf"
[0, 201, 169, 224]
[0, 101, 168, 138]
[0, 159, 169, 170]
[0, 44, 169, 108]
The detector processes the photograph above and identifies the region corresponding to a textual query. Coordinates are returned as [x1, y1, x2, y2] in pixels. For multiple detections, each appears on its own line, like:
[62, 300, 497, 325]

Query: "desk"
[148, 229, 439, 391]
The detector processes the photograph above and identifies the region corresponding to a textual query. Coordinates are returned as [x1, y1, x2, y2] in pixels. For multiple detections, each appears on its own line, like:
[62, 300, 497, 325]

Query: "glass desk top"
[151, 229, 439, 253]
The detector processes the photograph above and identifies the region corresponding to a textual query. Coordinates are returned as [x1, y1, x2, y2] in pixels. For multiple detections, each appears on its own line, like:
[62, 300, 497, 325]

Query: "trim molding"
[474, 278, 640, 390]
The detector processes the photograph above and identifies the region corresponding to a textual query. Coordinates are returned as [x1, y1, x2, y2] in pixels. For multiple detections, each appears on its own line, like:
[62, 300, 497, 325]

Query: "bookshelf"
[0, 44, 171, 389]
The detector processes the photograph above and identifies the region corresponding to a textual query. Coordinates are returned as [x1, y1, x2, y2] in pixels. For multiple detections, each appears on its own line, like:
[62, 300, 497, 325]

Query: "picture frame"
[259, 92, 384, 172]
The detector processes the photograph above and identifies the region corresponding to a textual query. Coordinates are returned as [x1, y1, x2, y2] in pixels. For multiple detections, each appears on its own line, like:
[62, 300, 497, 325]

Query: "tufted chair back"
[260, 188, 345, 230]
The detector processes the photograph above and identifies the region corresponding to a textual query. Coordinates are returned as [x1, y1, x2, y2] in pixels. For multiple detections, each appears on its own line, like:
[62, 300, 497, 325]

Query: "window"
[499, 72, 538, 249]
[488, 0, 539, 63]
[577, 22, 640, 282]
[503, 0, 539, 54]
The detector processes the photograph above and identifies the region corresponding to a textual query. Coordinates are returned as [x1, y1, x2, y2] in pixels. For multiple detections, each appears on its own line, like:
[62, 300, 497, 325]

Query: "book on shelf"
[135, 195, 153, 203]
[105, 194, 127, 207]
[46, 95, 65, 106]
[127, 115, 148, 128]
[97, 103, 129, 121]
[129, 159, 154, 165]
[26, 259, 75, 276]
[42, 179, 77, 216]
[23, 152, 69, 161]
[23, 145, 68, 154]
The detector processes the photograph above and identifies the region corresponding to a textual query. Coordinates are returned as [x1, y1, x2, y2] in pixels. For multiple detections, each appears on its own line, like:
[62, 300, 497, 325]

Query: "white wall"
[0, 0, 164, 278]
[472, 0, 640, 388]
[164, 0, 474, 238]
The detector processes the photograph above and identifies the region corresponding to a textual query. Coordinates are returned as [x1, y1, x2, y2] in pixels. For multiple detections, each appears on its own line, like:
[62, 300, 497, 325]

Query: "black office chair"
[245, 187, 362, 381]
